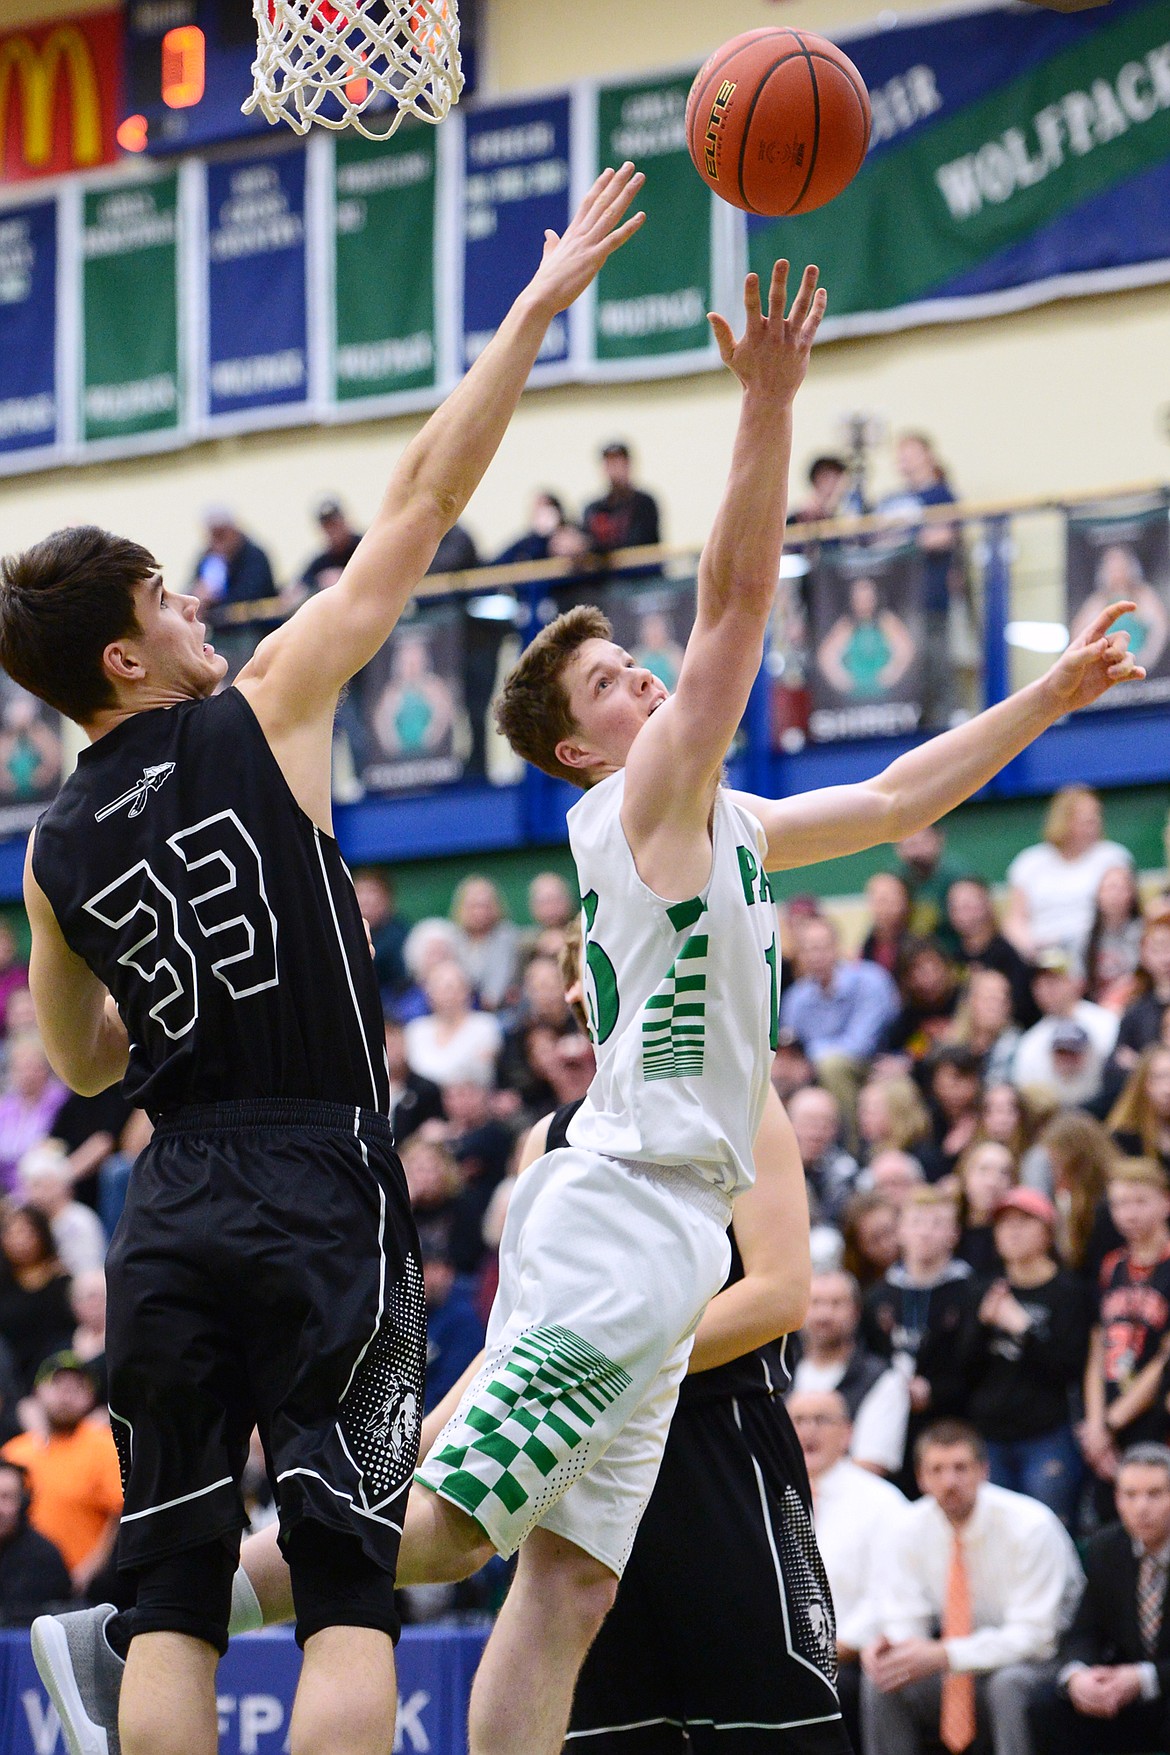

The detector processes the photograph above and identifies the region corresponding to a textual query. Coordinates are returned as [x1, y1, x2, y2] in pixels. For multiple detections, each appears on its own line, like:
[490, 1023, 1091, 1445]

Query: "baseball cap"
[600, 441, 630, 458]
[1051, 1021, 1090, 1054]
[993, 1187, 1057, 1231]
[316, 497, 344, 522]
[34, 1350, 94, 1389]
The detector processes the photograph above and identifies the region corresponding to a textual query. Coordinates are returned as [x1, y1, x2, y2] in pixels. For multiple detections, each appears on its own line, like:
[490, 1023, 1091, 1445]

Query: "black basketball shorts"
[565, 1391, 852, 1754]
[105, 1100, 425, 1585]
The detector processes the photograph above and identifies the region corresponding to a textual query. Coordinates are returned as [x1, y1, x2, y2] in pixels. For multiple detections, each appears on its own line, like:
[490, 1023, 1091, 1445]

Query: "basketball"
[685, 29, 872, 218]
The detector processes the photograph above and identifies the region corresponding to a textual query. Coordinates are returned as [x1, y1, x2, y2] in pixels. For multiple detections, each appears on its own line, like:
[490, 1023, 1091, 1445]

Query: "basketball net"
[244, 0, 463, 138]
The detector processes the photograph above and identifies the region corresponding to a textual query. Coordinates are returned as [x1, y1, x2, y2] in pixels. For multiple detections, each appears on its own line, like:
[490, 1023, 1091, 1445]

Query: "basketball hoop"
[244, 0, 463, 138]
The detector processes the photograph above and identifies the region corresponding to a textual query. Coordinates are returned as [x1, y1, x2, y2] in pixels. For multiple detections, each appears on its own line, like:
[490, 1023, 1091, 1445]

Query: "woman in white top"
[403, 958, 502, 1089]
[1004, 784, 1132, 960]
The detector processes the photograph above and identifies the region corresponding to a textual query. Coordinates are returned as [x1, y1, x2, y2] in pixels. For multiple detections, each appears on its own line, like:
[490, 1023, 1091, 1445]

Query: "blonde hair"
[1108, 1156, 1170, 1194]
[863, 1076, 931, 1151]
[904, 1184, 959, 1214]
[1043, 785, 1100, 852]
[494, 604, 613, 785]
[1107, 1044, 1170, 1156]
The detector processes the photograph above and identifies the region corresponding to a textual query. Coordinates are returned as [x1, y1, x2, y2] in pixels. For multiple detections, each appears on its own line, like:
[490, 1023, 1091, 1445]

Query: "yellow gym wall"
[1, 0, 1167, 591]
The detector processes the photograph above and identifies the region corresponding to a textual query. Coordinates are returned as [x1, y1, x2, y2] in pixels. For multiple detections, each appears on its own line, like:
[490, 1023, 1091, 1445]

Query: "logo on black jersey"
[95, 763, 175, 823]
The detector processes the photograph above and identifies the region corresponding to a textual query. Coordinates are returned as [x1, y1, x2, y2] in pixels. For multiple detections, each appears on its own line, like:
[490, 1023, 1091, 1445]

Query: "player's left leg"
[288, 1628, 397, 1755]
[468, 1526, 618, 1755]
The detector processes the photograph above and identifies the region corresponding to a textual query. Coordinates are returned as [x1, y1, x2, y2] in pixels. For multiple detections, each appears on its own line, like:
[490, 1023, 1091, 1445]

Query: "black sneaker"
[31, 1603, 123, 1755]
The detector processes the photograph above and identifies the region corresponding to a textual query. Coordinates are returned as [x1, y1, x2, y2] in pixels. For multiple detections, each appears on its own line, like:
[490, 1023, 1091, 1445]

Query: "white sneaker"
[30, 1603, 123, 1755]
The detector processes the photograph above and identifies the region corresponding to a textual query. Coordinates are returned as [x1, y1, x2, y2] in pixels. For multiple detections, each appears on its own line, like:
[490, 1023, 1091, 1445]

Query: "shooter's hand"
[707, 260, 827, 402]
[1041, 600, 1146, 715]
[527, 163, 646, 316]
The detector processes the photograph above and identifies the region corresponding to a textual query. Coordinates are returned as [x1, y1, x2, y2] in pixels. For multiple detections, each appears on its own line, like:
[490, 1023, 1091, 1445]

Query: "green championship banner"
[748, 0, 1170, 333]
[82, 175, 181, 442]
[334, 123, 438, 402]
[592, 72, 715, 366]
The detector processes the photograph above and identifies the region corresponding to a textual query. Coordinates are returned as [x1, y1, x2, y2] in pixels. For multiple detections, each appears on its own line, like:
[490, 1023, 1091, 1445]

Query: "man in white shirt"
[1012, 947, 1119, 1106]
[791, 1387, 908, 1751]
[861, 1419, 1083, 1755]
[789, 1271, 910, 1477]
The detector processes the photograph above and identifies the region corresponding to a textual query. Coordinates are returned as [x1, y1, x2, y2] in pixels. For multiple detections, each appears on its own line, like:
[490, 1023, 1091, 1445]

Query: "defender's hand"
[526, 163, 646, 316]
[1042, 600, 1146, 714]
[707, 260, 827, 401]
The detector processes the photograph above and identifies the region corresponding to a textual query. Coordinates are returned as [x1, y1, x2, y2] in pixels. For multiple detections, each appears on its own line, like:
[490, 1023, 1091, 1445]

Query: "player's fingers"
[766, 259, 789, 323]
[801, 285, 829, 344]
[743, 272, 763, 327]
[573, 165, 617, 228]
[541, 229, 560, 257]
[1077, 599, 1137, 647]
[599, 210, 646, 256]
[786, 261, 819, 327]
[594, 166, 645, 233]
[708, 311, 736, 364]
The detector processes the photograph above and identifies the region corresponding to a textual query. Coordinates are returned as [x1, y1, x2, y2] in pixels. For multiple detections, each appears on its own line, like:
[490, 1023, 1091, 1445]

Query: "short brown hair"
[1108, 1156, 1170, 1194]
[914, 1419, 986, 1469]
[494, 604, 612, 785]
[0, 526, 156, 723]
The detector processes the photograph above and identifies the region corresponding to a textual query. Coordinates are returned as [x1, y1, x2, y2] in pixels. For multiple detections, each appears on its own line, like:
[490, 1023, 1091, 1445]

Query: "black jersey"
[32, 689, 388, 1117]
[546, 1099, 788, 1402]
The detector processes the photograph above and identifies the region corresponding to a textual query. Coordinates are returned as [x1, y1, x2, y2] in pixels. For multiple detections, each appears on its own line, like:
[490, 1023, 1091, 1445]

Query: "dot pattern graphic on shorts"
[777, 1483, 839, 1684]
[338, 1248, 427, 1508]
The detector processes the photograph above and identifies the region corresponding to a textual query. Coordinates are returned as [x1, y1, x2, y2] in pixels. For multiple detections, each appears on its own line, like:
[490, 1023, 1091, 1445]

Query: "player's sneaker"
[30, 1603, 123, 1755]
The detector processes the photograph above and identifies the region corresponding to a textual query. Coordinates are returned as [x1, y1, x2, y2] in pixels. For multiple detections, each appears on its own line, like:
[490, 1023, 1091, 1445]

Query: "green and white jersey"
[566, 771, 780, 1199]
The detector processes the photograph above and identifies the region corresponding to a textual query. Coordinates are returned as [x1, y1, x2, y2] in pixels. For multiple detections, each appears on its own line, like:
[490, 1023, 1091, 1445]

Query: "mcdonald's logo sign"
[0, 10, 121, 184]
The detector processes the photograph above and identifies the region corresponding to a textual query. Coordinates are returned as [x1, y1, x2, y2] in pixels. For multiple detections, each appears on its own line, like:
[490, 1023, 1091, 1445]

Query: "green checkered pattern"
[426, 1324, 632, 1522]
[642, 932, 709, 1082]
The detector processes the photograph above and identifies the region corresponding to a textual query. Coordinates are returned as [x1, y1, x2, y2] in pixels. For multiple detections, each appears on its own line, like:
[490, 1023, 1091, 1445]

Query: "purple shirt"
[0, 1081, 68, 1195]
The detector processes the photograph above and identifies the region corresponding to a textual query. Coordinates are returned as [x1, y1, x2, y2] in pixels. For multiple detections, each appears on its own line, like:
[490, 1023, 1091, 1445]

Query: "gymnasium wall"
[0, 0, 1167, 598]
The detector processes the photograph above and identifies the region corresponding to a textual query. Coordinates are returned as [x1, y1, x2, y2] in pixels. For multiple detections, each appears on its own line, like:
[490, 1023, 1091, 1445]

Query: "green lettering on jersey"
[643, 933, 709, 1082]
[737, 844, 772, 906]
[581, 889, 619, 1045]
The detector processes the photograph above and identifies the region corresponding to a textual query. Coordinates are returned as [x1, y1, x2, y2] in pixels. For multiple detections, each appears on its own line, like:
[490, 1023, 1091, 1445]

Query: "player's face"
[127, 576, 227, 700]
[557, 638, 668, 777]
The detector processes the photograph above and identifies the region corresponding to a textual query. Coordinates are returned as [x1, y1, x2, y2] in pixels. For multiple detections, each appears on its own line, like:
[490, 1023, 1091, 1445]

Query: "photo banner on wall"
[206, 152, 309, 421]
[356, 610, 471, 793]
[334, 123, 438, 402]
[747, 0, 1170, 335]
[0, 676, 63, 837]
[806, 546, 926, 741]
[592, 72, 715, 366]
[82, 175, 180, 443]
[462, 96, 572, 371]
[0, 201, 58, 458]
[1067, 496, 1170, 709]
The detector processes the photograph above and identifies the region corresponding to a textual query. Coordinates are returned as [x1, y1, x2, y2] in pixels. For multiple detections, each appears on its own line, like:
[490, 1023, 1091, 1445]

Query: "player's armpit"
[24, 833, 129, 1097]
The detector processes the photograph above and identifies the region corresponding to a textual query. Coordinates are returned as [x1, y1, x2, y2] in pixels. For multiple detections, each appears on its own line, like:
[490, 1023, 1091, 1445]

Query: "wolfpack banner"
[748, 0, 1170, 332]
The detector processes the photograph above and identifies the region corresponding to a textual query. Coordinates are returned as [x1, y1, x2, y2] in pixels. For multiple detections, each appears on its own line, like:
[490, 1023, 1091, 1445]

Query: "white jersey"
[566, 771, 779, 1198]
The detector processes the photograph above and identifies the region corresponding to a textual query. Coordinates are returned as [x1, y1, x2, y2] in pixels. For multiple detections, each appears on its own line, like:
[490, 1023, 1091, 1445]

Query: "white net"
[244, 0, 463, 138]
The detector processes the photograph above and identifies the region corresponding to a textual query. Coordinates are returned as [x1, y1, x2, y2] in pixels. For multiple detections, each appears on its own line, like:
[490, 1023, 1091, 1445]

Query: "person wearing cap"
[1012, 945, 1120, 1107]
[188, 507, 275, 617]
[298, 497, 363, 596]
[582, 440, 661, 555]
[2, 1353, 121, 1594]
[958, 1187, 1092, 1525]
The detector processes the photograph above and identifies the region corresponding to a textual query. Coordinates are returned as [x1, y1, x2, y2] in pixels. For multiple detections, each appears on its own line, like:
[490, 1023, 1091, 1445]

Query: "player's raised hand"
[708, 260, 827, 400]
[527, 163, 646, 315]
[1043, 600, 1146, 714]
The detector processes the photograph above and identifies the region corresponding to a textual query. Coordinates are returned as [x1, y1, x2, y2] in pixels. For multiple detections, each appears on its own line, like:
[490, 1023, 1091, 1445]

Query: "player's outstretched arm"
[623, 262, 825, 853]
[239, 164, 645, 726]
[737, 601, 1145, 871]
[23, 834, 129, 1097]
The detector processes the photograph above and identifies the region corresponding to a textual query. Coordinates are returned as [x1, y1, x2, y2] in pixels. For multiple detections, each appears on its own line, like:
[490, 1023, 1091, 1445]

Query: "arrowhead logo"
[95, 762, 176, 822]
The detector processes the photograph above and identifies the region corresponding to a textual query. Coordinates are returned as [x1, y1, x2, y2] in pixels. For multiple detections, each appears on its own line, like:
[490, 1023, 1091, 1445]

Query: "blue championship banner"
[0, 201, 58, 460]
[462, 95, 572, 371]
[206, 151, 309, 421]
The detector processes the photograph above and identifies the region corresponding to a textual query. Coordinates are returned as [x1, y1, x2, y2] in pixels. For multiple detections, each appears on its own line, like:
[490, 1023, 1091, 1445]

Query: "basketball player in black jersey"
[0, 164, 645, 1755]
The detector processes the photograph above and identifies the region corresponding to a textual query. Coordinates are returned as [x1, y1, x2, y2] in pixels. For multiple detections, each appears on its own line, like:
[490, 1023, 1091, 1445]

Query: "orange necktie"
[939, 1533, 977, 1754]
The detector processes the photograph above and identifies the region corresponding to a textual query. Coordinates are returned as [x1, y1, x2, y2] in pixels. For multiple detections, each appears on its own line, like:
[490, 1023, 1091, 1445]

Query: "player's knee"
[125, 1535, 240, 1655]
[528, 1540, 618, 1631]
[285, 1520, 400, 1649]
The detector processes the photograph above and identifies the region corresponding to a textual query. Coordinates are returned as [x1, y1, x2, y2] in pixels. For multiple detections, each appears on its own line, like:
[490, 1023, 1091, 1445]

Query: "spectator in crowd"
[1037, 1111, 1121, 1282]
[1005, 786, 1133, 962]
[955, 1141, 1016, 1276]
[861, 1420, 1083, 1755]
[18, 1144, 105, 1278]
[879, 431, 962, 728]
[1081, 1160, 1170, 1508]
[788, 454, 854, 527]
[867, 1149, 927, 1210]
[403, 960, 502, 1090]
[402, 1132, 479, 1275]
[450, 875, 522, 1012]
[522, 871, 576, 964]
[2, 1353, 121, 1596]
[1013, 947, 1120, 1107]
[352, 868, 411, 999]
[945, 877, 1038, 1027]
[189, 506, 276, 615]
[393, 915, 465, 1023]
[771, 1027, 816, 1103]
[582, 441, 661, 553]
[788, 1085, 861, 1224]
[427, 521, 478, 574]
[1112, 910, 1170, 1075]
[0, 1037, 67, 1195]
[386, 1016, 443, 1147]
[0, 920, 28, 1034]
[780, 916, 900, 1115]
[297, 497, 363, 596]
[947, 968, 1022, 1087]
[864, 1187, 973, 1487]
[1030, 1443, 1170, 1754]
[497, 955, 577, 1109]
[861, 872, 914, 976]
[882, 939, 962, 1065]
[1108, 1044, 1170, 1175]
[1084, 865, 1144, 1010]
[0, 1457, 71, 1626]
[495, 492, 590, 566]
[841, 1192, 903, 1292]
[856, 1076, 933, 1173]
[422, 1241, 487, 1414]
[894, 825, 962, 941]
[790, 1386, 908, 1750]
[0, 1207, 72, 1394]
[789, 1270, 911, 1478]
[46, 1081, 133, 1223]
[923, 1046, 984, 1180]
[69, 1271, 106, 1409]
[960, 1188, 1091, 1525]
[984, 1081, 1054, 1191]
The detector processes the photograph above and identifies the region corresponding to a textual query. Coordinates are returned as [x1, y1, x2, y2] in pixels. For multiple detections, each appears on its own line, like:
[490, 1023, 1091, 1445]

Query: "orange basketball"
[686, 29, 871, 218]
